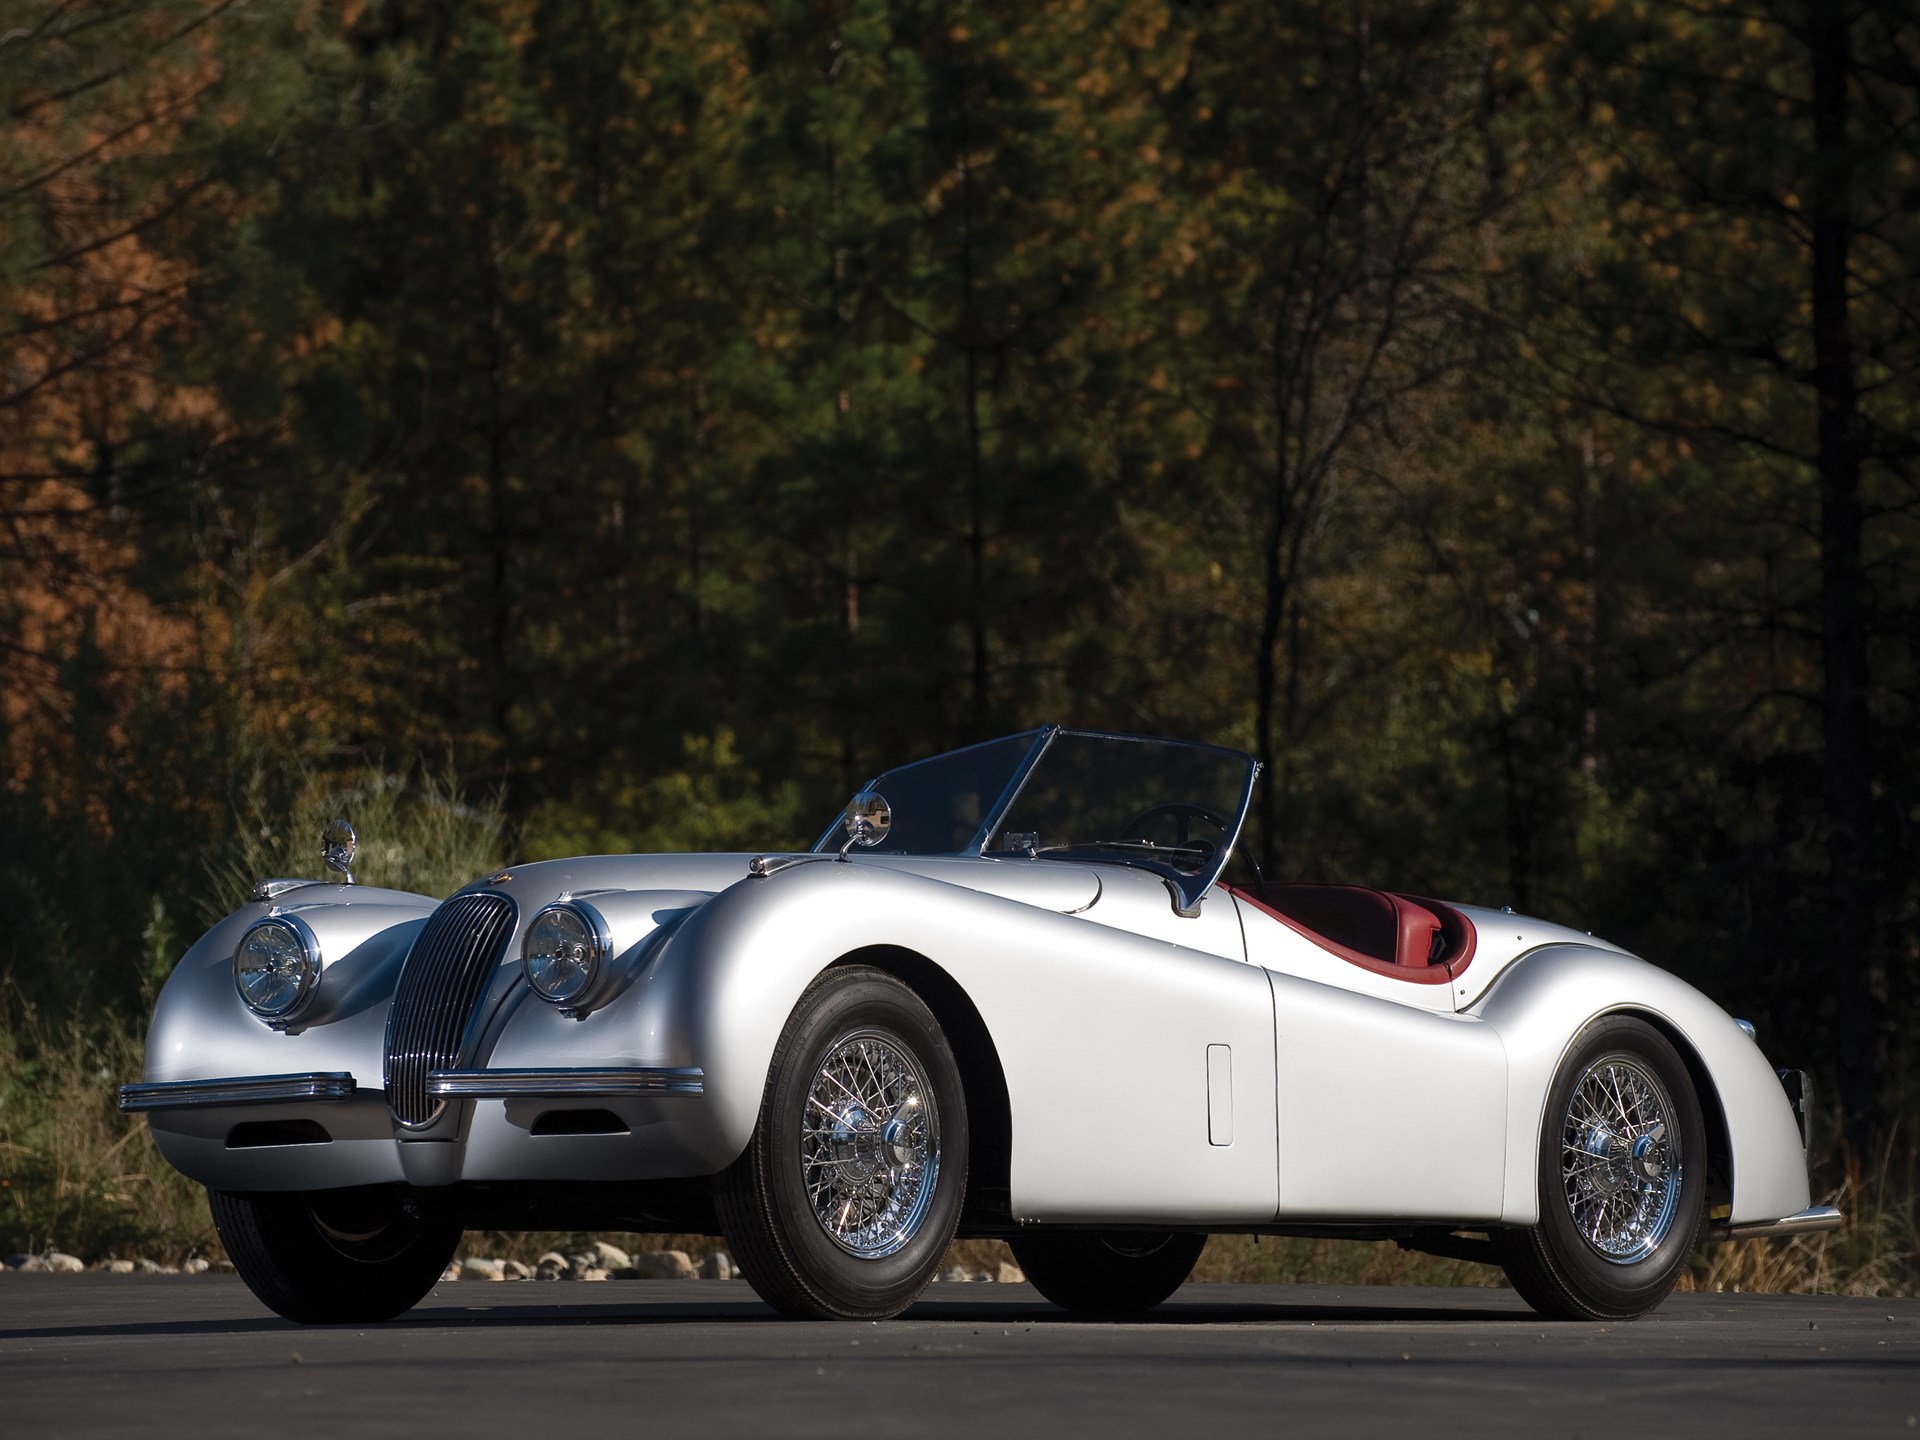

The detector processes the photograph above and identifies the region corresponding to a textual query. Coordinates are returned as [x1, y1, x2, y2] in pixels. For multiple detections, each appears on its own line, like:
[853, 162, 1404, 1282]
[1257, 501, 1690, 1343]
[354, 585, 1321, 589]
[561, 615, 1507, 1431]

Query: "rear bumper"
[1714, 1204, 1844, 1241]
[1776, 1068, 1813, 1150]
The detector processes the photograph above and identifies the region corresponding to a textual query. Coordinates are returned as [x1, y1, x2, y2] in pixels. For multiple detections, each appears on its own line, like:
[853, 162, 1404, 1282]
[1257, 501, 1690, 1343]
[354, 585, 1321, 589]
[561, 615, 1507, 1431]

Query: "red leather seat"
[1260, 883, 1442, 968]
[1229, 882, 1476, 985]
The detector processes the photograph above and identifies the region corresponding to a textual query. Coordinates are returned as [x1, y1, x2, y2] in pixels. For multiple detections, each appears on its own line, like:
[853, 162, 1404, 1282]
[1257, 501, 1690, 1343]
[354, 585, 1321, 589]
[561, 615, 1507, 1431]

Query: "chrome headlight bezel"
[233, 914, 322, 1023]
[520, 901, 612, 1010]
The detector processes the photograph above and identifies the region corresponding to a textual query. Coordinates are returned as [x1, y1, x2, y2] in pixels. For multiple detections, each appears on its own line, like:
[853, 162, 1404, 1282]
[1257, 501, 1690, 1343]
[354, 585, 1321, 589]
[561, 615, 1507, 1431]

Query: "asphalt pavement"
[2, 1275, 1915, 1438]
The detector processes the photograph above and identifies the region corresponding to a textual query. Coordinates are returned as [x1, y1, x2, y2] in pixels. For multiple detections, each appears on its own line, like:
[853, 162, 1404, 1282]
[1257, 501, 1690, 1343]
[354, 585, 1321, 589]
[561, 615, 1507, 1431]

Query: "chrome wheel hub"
[801, 1029, 939, 1259]
[1560, 1054, 1682, 1265]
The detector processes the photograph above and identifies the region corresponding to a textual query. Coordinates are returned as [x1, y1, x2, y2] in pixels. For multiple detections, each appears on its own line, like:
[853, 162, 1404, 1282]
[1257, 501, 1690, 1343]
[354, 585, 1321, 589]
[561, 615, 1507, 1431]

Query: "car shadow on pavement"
[0, 1288, 1550, 1342]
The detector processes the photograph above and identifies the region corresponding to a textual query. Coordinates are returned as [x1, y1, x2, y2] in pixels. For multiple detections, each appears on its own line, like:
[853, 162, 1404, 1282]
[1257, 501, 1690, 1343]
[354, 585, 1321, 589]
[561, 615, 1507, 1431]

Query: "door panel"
[1236, 898, 1507, 1221]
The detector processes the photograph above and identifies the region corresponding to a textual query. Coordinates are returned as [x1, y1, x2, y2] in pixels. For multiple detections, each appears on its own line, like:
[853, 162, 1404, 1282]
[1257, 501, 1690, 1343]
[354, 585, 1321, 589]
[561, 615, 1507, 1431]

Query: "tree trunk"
[959, 108, 989, 740]
[1807, 5, 1877, 1148]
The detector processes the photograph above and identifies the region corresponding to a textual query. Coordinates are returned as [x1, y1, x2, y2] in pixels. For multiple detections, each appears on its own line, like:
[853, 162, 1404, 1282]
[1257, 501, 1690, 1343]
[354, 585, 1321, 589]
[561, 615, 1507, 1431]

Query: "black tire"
[209, 1185, 460, 1324]
[715, 965, 968, 1320]
[1494, 1015, 1707, 1321]
[1010, 1230, 1206, 1317]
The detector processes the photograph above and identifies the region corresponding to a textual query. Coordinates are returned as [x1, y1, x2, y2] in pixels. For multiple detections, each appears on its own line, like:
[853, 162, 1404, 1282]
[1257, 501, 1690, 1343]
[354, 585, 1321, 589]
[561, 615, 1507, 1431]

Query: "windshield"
[811, 733, 1040, 856]
[987, 733, 1253, 898]
[814, 727, 1256, 910]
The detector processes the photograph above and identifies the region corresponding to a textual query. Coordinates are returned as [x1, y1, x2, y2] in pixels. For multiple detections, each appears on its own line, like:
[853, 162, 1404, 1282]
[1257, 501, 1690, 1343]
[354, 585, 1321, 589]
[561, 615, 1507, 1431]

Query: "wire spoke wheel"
[1494, 1015, 1706, 1322]
[801, 1029, 940, 1259]
[715, 966, 968, 1320]
[1559, 1053, 1683, 1264]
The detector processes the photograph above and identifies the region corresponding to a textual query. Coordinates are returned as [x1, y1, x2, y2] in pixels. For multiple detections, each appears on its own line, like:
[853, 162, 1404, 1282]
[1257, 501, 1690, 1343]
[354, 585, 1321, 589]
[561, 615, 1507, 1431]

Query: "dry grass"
[204, 764, 508, 922]
[1189, 1235, 1499, 1287]
[1684, 1123, 1920, 1298]
[0, 1004, 218, 1264]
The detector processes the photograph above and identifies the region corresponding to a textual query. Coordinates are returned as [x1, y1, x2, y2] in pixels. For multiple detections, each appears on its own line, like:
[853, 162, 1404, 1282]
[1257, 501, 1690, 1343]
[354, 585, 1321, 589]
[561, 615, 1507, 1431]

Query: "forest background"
[1, 0, 1915, 1289]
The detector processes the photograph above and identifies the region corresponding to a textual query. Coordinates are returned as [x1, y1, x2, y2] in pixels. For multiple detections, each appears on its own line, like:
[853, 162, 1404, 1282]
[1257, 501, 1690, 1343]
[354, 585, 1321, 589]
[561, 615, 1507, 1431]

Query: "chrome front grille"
[384, 892, 517, 1127]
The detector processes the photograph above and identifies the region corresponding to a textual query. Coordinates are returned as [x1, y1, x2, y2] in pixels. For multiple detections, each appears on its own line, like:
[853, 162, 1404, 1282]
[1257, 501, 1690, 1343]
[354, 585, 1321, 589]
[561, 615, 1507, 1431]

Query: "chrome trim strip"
[250, 876, 315, 902]
[425, 1066, 705, 1099]
[117, 1072, 357, 1113]
[1715, 1205, 1844, 1241]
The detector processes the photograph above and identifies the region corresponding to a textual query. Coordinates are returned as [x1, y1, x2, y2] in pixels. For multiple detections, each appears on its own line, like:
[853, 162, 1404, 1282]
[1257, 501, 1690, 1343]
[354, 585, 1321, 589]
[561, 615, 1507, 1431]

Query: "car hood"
[467, 851, 1102, 916]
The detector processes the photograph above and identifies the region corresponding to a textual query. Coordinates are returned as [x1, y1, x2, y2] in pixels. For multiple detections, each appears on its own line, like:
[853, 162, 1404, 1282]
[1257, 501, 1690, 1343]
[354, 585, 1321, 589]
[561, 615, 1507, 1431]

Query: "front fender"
[140, 885, 436, 1189]
[537, 859, 1277, 1222]
[143, 885, 436, 1087]
[1474, 945, 1810, 1227]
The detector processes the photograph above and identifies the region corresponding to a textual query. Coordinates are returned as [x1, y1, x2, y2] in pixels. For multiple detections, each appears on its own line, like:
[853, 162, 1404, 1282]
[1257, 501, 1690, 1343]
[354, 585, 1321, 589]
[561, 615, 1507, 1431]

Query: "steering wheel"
[1118, 803, 1231, 874]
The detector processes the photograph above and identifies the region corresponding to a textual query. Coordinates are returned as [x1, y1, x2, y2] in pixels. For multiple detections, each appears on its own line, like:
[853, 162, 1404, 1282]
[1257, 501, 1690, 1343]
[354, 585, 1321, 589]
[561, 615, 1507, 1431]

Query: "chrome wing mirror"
[837, 792, 892, 861]
[321, 817, 358, 885]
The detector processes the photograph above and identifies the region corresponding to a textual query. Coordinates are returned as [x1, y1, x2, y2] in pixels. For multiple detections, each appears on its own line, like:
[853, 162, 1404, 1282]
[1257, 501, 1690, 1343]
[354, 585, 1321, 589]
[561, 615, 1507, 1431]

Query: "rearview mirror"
[838, 792, 892, 859]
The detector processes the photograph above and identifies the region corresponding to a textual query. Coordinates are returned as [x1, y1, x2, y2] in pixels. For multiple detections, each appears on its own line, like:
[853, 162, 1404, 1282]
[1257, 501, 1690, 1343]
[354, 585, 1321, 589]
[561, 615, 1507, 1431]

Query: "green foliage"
[522, 730, 810, 859]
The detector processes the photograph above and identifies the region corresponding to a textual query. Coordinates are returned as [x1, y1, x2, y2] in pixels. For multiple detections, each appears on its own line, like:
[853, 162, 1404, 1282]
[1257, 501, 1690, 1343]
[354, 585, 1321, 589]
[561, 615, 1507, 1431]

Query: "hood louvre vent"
[384, 892, 517, 1128]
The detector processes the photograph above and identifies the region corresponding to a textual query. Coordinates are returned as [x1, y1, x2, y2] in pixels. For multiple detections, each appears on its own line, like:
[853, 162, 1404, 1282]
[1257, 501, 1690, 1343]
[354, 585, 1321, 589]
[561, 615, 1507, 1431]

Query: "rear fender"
[1474, 946, 1810, 1227]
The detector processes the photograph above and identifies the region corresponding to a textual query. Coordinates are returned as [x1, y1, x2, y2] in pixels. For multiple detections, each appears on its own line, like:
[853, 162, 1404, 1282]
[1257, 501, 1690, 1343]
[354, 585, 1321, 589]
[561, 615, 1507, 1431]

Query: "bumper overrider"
[117, 1066, 704, 1113]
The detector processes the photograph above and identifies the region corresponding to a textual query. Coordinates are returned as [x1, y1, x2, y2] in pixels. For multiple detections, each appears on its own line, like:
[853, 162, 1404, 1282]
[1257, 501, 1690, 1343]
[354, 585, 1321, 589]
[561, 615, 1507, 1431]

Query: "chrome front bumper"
[118, 1072, 357, 1112]
[425, 1066, 705, 1099]
[117, 1066, 705, 1114]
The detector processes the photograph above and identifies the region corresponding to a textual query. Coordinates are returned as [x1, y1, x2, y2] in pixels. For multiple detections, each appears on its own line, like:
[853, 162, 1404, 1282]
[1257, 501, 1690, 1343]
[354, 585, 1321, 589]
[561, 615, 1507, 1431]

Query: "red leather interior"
[1228, 882, 1476, 985]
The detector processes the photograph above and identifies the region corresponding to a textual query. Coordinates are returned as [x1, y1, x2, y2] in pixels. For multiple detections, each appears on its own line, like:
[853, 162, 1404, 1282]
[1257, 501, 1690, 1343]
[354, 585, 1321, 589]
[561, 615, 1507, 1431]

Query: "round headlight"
[522, 903, 608, 1006]
[234, 916, 320, 1019]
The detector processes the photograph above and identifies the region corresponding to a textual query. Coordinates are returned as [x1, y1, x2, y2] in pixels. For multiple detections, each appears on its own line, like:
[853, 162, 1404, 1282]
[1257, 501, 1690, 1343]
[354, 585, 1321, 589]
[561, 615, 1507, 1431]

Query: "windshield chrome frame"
[815, 726, 1258, 914]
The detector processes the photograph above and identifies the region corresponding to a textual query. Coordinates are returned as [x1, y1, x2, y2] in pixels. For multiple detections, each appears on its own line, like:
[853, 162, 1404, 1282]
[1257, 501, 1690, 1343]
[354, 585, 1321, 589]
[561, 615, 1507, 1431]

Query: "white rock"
[698, 1252, 734, 1280]
[12, 1255, 51, 1273]
[626, 1249, 697, 1280]
[440, 1263, 461, 1282]
[183, 1258, 210, 1275]
[592, 1240, 632, 1272]
[137, 1258, 167, 1273]
[460, 1257, 506, 1281]
[105, 1259, 135, 1274]
[502, 1258, 532, 1281]
[46, 1252, 85, 1274]
[534, 1251, 569, 1281]
[938, 1265, 970, 1284]
[575, 1266, 610, 1282]
[568, 1252, 598, 1280]
[996, 1262, 1025, 1284]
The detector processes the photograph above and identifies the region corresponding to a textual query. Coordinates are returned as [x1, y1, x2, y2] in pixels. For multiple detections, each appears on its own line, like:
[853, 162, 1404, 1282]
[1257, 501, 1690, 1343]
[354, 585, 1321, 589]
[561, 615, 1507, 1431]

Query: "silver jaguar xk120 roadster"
[121, 727, 1837, 1324]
